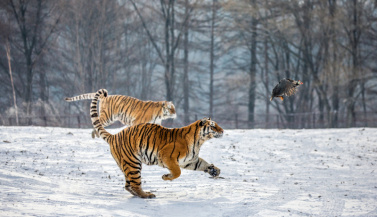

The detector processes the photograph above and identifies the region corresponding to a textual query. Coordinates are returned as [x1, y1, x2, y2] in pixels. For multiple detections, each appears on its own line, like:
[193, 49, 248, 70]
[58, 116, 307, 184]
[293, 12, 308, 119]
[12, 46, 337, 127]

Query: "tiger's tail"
[65, 93, 97, 102]
[90, 89, 112, 141]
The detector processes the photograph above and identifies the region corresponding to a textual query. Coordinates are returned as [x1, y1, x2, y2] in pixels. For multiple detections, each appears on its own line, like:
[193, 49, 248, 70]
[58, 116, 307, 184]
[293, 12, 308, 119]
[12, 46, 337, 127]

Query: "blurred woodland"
[1, 0, 377, 129]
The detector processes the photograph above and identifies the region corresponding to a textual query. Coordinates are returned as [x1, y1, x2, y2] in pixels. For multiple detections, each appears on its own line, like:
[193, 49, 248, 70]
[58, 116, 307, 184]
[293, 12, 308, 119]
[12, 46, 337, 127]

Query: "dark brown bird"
[270, 78, 303, 101]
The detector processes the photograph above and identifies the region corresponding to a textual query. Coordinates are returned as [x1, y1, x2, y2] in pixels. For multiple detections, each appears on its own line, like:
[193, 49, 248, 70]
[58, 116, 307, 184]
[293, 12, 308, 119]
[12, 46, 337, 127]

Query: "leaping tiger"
[90, 89, 223, 198]
[65, 92, 176, 138]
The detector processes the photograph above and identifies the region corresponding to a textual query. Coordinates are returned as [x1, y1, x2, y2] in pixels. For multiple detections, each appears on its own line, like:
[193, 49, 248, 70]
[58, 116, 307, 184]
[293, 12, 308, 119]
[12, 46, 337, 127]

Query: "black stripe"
[132, 175, 141, 180]
[91, 113, 98, 117]
[128, 171, 140, 175]
[197, 160, 202, 169]
[177, 152, 180, 162]
[194, 160, 200, 170]
[128, 163, 141, 170]
[170, 142, 176, 158]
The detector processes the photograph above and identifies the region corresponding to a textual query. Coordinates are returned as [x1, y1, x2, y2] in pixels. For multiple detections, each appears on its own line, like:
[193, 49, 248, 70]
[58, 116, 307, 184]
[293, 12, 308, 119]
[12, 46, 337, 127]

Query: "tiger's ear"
[200, 118, 208, 126]
[167, 101, 173, 108]
[162, 101, 166, 106]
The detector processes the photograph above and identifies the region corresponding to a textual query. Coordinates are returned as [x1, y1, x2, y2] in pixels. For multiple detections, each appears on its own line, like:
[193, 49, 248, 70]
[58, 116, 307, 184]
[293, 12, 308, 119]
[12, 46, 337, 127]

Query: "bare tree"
[5, 41, 18, 125]
[183, 0, 191, 124]
[3, 0, 62, 122]
[223, 0, 259, 128]
[60, 2, 122, 88]
[130, 0, 194, 103]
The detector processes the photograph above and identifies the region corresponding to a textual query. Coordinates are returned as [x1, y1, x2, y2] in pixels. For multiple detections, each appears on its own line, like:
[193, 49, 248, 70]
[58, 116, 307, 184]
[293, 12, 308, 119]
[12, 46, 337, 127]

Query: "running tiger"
[65, 92, 176, 138]
[90, 89, 223, 198]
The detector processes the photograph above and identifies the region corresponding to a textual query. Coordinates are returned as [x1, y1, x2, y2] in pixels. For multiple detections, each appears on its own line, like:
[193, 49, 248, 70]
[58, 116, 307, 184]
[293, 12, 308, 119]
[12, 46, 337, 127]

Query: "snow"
[1, 126, 376, 216]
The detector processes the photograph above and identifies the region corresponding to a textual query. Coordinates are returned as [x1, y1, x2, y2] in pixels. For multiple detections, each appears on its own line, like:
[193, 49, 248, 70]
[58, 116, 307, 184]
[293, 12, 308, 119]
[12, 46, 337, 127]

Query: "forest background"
[1, 0, 377, 129]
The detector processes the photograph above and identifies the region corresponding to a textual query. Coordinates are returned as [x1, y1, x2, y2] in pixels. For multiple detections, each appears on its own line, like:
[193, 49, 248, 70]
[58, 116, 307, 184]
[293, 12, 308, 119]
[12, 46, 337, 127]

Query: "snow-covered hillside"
[0, 126, 376, 216]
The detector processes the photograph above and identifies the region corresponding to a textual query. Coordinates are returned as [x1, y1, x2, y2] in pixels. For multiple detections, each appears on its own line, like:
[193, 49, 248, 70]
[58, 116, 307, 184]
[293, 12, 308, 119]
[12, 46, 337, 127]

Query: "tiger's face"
[162, 101, 177, 119]
[199, 118, 224, 139]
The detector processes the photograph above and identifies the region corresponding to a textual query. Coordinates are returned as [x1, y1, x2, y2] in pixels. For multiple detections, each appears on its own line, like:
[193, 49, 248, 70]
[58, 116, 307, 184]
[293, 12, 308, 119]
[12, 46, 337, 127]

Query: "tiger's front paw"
[162, 174, 173, 181]
[204, 164, 220, 177]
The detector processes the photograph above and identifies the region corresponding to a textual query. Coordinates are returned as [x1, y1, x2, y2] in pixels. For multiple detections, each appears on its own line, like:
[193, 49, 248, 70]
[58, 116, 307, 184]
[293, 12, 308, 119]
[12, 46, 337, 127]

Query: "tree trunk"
[264, 37, 270, 128]
[5, 42, 19, 125]
[347, 0, 359, 127]
[248, 5, 257, 129]
[209, 0, 216, 118]
[183, 0, 190, 125]
[25, 52, 33, 124]
[39, 69, 47, 117]
[329, 0, 339, 128]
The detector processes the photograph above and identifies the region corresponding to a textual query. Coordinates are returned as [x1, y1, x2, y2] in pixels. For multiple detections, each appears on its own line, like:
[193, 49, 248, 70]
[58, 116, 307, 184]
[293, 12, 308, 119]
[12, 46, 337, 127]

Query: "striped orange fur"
[65, 92, 176, 138]
[90, 89, 224, 198]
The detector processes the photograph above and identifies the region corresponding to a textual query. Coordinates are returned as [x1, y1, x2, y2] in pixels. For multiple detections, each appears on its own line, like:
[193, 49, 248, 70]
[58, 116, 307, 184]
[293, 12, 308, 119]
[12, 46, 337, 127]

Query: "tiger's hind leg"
[125, 178, 155, 198]
[125, 179, 137, 196]
[123, 165, 155, 198]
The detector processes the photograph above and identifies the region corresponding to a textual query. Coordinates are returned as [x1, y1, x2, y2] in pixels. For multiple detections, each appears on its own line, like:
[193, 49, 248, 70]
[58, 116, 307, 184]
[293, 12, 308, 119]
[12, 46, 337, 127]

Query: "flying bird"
[270, 78, 303, 101]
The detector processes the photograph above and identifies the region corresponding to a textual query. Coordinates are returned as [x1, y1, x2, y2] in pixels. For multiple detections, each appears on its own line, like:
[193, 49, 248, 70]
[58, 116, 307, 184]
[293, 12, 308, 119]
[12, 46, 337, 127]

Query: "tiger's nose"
[218, 129, 224, 136]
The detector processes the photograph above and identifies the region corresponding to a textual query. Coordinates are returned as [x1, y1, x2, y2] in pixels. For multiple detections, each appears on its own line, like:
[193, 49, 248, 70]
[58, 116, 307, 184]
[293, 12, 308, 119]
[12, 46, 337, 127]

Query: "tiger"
[65, 92, 176, 138]
[90, 89, 224, 198]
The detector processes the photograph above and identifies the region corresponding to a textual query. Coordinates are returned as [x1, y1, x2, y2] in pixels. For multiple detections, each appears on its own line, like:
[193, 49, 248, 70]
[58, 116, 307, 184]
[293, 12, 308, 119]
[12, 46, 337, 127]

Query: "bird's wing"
[282, 80, 298, 96]
[271, 82, 282, 98]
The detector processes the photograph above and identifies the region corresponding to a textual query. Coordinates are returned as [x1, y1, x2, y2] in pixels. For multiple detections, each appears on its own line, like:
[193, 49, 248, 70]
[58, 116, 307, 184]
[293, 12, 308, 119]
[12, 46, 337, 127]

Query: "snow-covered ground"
[0, 126, 376, 217]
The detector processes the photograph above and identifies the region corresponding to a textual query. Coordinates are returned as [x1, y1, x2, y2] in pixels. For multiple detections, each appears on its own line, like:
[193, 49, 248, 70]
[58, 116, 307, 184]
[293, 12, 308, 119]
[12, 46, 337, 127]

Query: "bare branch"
[129, 0, 166, 64]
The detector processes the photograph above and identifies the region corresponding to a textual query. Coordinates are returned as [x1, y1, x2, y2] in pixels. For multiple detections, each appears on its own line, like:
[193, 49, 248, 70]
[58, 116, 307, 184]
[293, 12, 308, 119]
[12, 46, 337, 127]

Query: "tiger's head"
[199, 118, 224, 139]
[162, 101, 177, 119]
